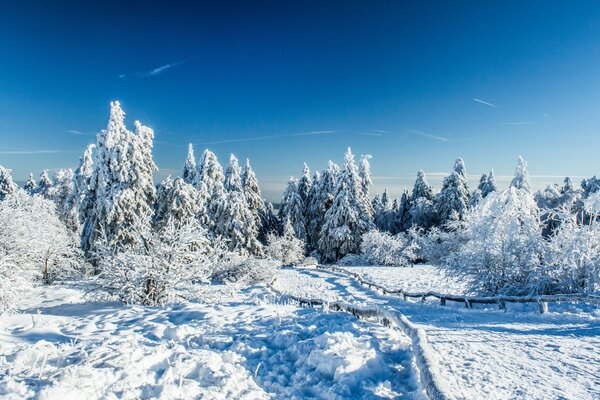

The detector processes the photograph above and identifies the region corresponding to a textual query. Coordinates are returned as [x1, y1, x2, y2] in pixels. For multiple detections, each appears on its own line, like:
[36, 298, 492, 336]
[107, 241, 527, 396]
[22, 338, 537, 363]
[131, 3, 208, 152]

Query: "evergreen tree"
[306, 161, 338, 251]
[374, 188, 395, 232]
[49, 169, 77, 230]
[242, 158, 264, 230]
[0, 166, 17, 201]
[24, 173, 37, 194]
[224, 154, 243, 192]
[154, 176, 202, 229]
[510, 156, 531, 193]
[358, 154, 374, 218]
[258, 200, 279, 243]
[279, 178, 306, 241]
[436, 159, 470, 226]
[394, 189, 412, 233]
[318, 148, 374, 262]
[71, 144, 95, 231]
[297, 163, 312, 205]
[37, 170, 53, 198]
[194, 149, 226, 232]
[409, 170, 437, 229]
[82, 101, 157, 254]
[480, 170, 498, 197]
[182, 143, 197, 184]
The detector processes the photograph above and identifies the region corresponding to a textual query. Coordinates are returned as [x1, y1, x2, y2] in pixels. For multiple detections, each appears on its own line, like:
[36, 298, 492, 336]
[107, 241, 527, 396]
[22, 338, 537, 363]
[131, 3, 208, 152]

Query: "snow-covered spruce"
[0, 165, 18, 201]
[265, 217, 305, 264]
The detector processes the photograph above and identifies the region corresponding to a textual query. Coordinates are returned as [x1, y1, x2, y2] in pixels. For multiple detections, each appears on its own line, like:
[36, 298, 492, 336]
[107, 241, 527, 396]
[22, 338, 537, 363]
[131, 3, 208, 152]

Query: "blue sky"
[1, 1, 600, 200]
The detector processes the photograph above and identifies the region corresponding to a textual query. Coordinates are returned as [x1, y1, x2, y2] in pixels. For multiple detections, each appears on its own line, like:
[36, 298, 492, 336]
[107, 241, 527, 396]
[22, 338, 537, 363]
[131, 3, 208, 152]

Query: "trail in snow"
[0, 284, 423, 399]
[273, 266, 600, 400]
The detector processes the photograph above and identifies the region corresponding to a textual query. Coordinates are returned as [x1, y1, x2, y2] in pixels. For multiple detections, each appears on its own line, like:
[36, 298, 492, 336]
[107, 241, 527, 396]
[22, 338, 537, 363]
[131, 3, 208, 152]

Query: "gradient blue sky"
[1, 1, 600, 200]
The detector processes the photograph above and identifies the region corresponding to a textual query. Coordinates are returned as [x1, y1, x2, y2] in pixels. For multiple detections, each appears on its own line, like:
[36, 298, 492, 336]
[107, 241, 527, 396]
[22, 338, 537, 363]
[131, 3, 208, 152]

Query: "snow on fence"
[266, 278, 456, 400]
[316, 265, 600, 313]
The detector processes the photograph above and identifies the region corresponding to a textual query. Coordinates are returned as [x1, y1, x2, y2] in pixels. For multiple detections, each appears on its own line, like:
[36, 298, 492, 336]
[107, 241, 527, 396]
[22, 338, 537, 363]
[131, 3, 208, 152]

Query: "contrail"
[473, 98, 497, 107]
[197, 130, 337, 145]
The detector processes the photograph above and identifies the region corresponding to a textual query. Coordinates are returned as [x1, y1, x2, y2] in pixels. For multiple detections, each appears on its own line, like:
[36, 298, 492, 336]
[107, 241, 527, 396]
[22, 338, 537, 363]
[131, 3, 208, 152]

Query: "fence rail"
[316, 265, 600, 313]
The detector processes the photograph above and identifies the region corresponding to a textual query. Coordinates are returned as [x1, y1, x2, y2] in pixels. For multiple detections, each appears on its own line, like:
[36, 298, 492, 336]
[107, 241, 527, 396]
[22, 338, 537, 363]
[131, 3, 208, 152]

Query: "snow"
[273, 265, 600, 400]
[0, 283, 422, 399]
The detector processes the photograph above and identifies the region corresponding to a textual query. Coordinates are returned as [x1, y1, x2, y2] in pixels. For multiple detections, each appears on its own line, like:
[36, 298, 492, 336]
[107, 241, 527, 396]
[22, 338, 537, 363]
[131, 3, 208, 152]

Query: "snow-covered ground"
[0, 283, 423, 399]
[274, 265, 600, 400]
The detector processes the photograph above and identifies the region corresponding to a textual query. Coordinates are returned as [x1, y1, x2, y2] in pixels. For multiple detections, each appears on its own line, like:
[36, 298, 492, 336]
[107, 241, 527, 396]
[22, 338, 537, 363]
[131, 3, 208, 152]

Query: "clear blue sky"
[1, 1, 600, 200]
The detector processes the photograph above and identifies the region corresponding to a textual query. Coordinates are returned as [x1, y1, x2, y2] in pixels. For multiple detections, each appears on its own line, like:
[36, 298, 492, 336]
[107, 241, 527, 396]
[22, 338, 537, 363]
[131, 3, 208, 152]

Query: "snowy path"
[0, 284, 423, 399]
[273, 267, 600, 400]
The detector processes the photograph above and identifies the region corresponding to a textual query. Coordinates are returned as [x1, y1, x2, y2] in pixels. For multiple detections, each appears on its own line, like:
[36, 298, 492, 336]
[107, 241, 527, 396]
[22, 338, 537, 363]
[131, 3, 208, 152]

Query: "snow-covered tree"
[394, 190, 412, 233]
[510, 156, 531, 193]
[258, 200, 279, 243]
[545, 194, 600, 294]
[355, 229, 420, 267]
[154, 177, 203, 229]
[318, 148, 374, 262]
[443, 187, 545, 295]
[69, 144, 95, 233]
[306, 161, 338, 251]
[297, 162, 312, 205]
[48, 169, 76, 228]
[93, 213, 212, 305]
[436, 159, 470, 226]
[265, 218, 305, 264]
[36, 170, 53, 198]
[358, 154, 374, 217]
[183, 143, 197, 184]
[242, 158, 264, 229]
[81, 101, 157, 255]
[217, 155, 262, 255]
[409, 170, 437, 229]
[0, 190, 85, 286]
[374, 188, 395, 232]
[194, 149, 226, 232]
[479, 170, 498, 198]
[24, 173, 37, 194]
[278, 177, 306, 241]
[0, 166, 17, 201]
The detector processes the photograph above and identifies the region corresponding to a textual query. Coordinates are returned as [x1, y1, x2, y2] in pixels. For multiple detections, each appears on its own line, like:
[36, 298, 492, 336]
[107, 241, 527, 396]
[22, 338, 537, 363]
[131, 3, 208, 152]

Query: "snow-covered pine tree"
[510, 156, 531, 193]
[306, 161, 339, 251]
[183, 143, 197, 184]
[278, 177, 306, 241]
[154, 176, 202, 230]
[258, 200, 279, 243]
[436, 159, 470, 226]
[297, 163, 312, 205]
[372, 194, 382, 216]
[241, 158, 264, 229]
[358, 154, 374, 218]
[36, 170, 53, 198]
[193, 149, 226, 232]
[374, 188, 395, 232]
[81, 101, 157, 254]
[0, 166, 17, 201]
[304, 170, 320, 249]
[70, 144, 95, 232]
[479, 169, 498, 197]
[265, 217, 305, 264]
[318, 148, 374, 262]
[217, 154, 262, 255]
[49, 169, 77, 230]
[24, 173, 37, 194]
[393, 189, 412, 233]
[409, 170, 437, 229]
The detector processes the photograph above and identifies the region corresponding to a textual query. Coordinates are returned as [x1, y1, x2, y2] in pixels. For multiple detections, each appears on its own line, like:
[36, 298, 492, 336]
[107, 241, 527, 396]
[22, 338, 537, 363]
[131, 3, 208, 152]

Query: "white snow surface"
[0, 283, 422, 399]
[273, 265, 600, 400]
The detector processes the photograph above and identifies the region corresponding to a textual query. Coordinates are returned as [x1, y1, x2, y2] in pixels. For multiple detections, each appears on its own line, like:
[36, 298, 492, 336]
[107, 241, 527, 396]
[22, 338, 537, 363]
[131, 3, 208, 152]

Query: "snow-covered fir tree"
[510, 156, 531, 193]
[394, 189, 412, 233]
[436, 159, 470, 226]
[278, 177, 306, 242]
[0, 166, 17, 201]
[241, 158, 264, 229]
[69, 144, 95, 232]
[217, 154, 262, 255]
[318, 148, 374, 262]
[81, 101, 157, 254]
[409, 170, 437, 229]
[258, 200, 279, 243]
[306, 161, 339, 251]
[297, 163, 312, 205]
[359, 154, 374, 218]
[374, 188, 395, 232]
[49, 169, 77, 231]
[24, 173, 37, 194]
[193, 149, 226, 232]
[479, 170, 498, 197]
[36, 170, 53, 198]
[182, 143, 197, 185]
[154, 176, 203, 230]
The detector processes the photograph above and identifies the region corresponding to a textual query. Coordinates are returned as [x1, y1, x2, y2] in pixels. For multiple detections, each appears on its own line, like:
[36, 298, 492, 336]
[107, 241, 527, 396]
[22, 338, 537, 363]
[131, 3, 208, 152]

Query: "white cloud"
[406, 128, 449, 143]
